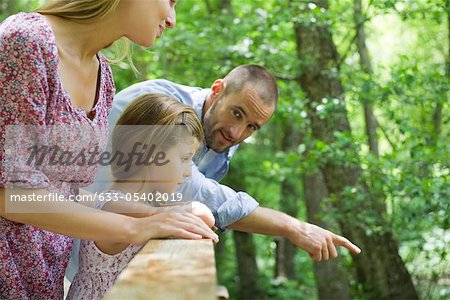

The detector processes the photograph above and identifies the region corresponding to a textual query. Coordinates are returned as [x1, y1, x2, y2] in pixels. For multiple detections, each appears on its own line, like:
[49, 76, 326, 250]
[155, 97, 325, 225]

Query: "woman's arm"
[0, 188, 218, 245]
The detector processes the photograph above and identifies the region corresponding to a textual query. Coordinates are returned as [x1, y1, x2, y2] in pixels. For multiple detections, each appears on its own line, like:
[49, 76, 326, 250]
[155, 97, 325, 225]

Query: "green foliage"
[0, 0, 41, 20]
[2, 0, 449, 298]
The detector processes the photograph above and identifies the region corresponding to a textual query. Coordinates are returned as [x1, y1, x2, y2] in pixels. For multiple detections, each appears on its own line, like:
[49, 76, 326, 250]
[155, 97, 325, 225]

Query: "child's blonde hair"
[111, 93, 204, 180]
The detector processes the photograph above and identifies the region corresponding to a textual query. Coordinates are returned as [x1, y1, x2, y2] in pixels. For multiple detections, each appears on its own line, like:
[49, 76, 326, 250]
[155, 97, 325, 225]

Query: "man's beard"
[203, 121, 226, 153]
[202, 101, 228, 153]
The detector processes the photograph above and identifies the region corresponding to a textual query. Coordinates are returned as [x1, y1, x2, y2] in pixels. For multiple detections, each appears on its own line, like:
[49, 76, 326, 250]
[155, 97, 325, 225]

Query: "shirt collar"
[192, 88, 211, 122]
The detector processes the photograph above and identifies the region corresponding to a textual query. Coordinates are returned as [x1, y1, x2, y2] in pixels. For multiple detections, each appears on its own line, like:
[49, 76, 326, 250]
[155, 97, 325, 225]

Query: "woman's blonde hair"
[37, 0, 121, 21]
[36, 0, 133, 68]
[111, 93, 204, 180]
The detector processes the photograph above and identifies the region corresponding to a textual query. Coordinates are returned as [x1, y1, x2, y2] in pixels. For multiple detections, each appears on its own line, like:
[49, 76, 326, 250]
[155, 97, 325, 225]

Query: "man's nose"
[229, 124, 246, 140]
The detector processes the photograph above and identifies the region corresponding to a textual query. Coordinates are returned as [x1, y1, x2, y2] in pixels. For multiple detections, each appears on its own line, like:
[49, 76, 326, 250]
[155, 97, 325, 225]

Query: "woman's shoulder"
[0, 12, 56, 52]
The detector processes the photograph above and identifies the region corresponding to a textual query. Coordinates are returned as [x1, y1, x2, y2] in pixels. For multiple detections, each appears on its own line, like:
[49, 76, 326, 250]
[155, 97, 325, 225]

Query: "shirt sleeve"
[0, 22, 51, 189]
[177, 165, 259, 230]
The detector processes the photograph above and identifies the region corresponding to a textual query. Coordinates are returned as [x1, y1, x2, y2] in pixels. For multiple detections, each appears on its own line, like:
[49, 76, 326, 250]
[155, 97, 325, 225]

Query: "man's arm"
[177, 165, 259, 229]
[228, 206, 361, 261]
[178, 168, 360, 261]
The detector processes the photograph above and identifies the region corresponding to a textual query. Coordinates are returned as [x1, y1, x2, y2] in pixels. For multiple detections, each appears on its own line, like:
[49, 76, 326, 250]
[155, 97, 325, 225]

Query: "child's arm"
[101, 199, 158, 218]
[79, 189, 215, 226]
[79, 189, 188, 218]
[101, 200, 215, 228]
[79, 189, 165, 218]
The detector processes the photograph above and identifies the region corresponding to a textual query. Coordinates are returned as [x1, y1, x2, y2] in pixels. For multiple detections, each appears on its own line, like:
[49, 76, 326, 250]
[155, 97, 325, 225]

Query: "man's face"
[202, 86, 275, 153]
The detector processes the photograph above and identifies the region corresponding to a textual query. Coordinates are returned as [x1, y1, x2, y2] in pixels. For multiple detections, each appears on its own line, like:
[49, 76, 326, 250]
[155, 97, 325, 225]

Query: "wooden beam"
[104, 239, 217, 300]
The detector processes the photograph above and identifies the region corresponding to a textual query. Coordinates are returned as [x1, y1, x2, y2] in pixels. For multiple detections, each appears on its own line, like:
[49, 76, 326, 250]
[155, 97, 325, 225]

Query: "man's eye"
[232, 110, 241, 119]
[248, 125, 257, 132]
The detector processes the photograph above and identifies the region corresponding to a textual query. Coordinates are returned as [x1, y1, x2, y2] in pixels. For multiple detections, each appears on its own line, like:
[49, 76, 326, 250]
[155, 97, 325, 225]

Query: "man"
[97, 64, 361, 260]
[65, 65, 360, 280]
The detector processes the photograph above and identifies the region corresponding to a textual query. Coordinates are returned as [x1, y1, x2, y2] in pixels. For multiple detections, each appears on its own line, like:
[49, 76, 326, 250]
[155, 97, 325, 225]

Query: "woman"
[0, 1, 218, 299]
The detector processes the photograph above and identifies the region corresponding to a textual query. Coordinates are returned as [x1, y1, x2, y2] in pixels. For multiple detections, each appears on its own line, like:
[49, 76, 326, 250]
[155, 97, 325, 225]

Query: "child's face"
[143, 139, 198, 194]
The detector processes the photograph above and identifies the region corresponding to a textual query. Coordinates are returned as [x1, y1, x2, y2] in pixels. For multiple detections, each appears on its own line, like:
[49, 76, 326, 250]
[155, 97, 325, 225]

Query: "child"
[67, 93, 215, 300]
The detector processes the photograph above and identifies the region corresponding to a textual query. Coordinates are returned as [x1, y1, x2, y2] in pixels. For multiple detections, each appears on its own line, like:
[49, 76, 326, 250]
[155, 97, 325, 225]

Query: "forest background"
[1, 0, 449, 299]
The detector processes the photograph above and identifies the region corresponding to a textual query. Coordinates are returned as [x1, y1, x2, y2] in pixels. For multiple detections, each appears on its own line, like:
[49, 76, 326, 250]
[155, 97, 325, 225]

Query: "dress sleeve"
[0, 21, 52, 189]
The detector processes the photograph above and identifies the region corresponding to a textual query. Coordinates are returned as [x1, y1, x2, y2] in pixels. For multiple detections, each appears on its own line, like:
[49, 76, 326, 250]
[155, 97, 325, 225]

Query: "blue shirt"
[66, 80, 261, 281]
[88, 79, 259, 228]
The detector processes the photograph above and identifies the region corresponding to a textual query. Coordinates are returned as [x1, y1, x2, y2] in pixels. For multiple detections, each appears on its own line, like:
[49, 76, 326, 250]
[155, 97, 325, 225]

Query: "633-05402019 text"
[93, 191, 184, 204]
[7, 192, 183, 204]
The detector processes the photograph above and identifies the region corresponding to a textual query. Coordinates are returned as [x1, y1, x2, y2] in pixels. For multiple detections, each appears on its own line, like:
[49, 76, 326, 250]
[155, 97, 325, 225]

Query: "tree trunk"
[447, 0, 450, 78]
[274, 204, 298, 280]
[214, 232, 228, 283]
[304, 171, 351, 300]
[354, 0, 379, 156]
[275, 125, 300, 280]
[218, 0, 233, 13]
[291, 1, 418, 299]
[433, 0, 450, 140]
[225, 156, 264, 299]
[204, 0, 233, 15]
[233, 231, 266, 300]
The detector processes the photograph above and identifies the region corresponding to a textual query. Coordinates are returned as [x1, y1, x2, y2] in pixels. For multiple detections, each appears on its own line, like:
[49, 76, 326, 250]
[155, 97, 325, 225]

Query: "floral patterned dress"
[66, 191, 142, 300]
[0, 12, 115, 299]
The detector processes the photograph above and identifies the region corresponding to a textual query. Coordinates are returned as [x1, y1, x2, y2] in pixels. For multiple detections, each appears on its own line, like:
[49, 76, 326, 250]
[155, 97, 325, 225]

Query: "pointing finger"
[333, 234, 361, 254]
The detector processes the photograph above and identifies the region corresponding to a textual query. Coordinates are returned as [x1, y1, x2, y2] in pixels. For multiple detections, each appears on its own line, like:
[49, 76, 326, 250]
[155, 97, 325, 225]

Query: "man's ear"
[211, 79, 225, 100]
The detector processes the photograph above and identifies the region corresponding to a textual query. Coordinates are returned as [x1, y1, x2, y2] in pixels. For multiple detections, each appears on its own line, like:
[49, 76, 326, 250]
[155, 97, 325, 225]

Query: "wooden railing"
[104, 239, 217, 300]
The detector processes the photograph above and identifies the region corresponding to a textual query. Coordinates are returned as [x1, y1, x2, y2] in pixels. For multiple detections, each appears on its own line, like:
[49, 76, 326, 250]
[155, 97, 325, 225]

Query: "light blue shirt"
[88, 79, 259, 228]
[67, 80, 260, 281]
[67, 80, 260, 282]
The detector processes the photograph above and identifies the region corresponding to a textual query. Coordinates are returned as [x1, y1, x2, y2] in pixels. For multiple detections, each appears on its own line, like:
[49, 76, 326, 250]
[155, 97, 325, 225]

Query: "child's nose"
[183, 165, 192, 178]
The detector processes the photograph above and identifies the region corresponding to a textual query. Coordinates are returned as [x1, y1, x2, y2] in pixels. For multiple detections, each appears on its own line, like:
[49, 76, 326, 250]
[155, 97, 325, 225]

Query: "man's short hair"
[222, 65, 279, 106]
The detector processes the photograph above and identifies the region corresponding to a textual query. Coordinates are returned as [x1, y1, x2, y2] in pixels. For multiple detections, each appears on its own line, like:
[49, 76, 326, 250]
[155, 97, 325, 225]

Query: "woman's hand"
[132, 211, 219, 245]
